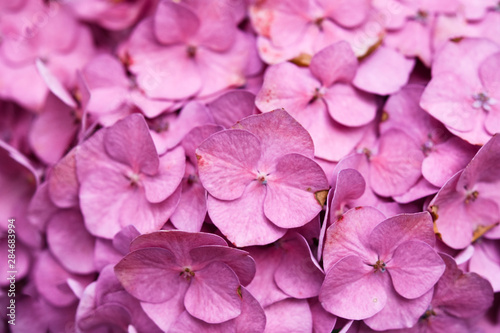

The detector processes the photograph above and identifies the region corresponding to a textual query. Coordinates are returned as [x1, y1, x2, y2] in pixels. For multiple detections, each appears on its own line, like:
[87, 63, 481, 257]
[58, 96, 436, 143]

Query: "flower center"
[256, 171, 268, 185]
[465, 189, 479, 204]
[472, 91, 497, 111]
[420, 306, 437, 321]
[412, 10, 429, 24]
[180, 267, 195, 281]
[372, 259, 386, 273]
[187, 45, 197, 58]
[187, 174, 198, 185]
[128, 172, 141, 186]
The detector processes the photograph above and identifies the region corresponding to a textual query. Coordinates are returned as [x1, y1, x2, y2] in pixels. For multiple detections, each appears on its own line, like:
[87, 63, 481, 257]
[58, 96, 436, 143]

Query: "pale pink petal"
[103, 113, 159, 175]
[322, 0, 371, 28]
[422, 137, 478, 188]
[234, 109, 315, 165]
[323, 206, 385, 271]
[320, 255, 387, 320]
[47, 209, 95, 275]
[330, 168, 366, 220]
[323, 83, 377, 127]
[184, 261, 242, 323]
[207, 181, 286, 247]
[114, 247, 182, 303]
[309, 297, 337, 333]
[388, 241, 445, 299]
[310, 41, 358, 86]
[170, 177, 207, 232]
[154, 1, 199, 45]
[264, 298, 313, 333]
[196, 129, 261, 201]
[353, 47, 415, 95]
[370, 129, 424, 197]
[264, 153, 328, 228]
[36, 58, 77, 108]
[469, 239, 500, 292]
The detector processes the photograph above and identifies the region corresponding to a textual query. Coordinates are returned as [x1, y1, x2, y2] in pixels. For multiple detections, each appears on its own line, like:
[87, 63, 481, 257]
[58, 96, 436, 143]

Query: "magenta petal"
[142, 146, 185, 203]
[184, 261, 242, 324]
[207, 181, 286, 247]
[35, 59, 77, 108]
[197, 129, 261, 201]
[323, 206, 385, 271]
[275, 233, 325, 299]
[324, 83, 377, 127]
[47, 209, 95, 274]
[330, 168, 366, 219]
[182, 125, 224, 163]
[170, 176, 207, 232]
[322, 0, 370, 28]
[103, 113, 159, 175]
[264, 153, 328, 228]
[310, 41, 358, 86]
[435, 253, 494, 319]
[234, 109, 315, 165]
[388, 241, 445, 299]
[154, 1, 199, 45]
[114, 247, 182, 303]
[320, 255, 387, 320]
[369, 212, 436, 260]
[189, 245, 256, 286]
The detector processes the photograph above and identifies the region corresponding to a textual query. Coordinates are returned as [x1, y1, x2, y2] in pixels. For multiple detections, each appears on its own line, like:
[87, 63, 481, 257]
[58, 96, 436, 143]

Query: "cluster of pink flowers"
[1, 0, 500, 332]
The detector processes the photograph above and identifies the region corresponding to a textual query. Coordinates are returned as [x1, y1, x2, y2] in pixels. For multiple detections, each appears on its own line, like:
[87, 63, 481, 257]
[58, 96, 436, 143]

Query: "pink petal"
[264, 153, 328, 228]
[264, 298, 313, 333]
[182, 125, 224, 164]
[234, 109, 315, 166]
[370, 129, 424, 197]
[130, 230, 227, 255]
[245, 245, 289, 308]
[309, 297, 337, 333]
[369, 212, 436, 260]
[208, 90, 256, 128]
[363, 280, 433, 331]
[184, 261, 242, 323]
[196, 129, 261, 201]
[275, 233, 325, 299]
[330, 168, 366, 220]
[388, 241, 445, 299]
[189, 245, 256, 286]
[320, 255, 387, 320]
[353, 46, 415, 95]
[434, 253, 494, 318]
[323, 83, 377, 127]
[114, 247, 182, 303]
[323, 206, 385, 271]
[46, 209, 95, 275]
[48, 148, 79, 208]
[35, 59, 77, 108]
[321, 0, 371, 28]
[142, 146, 185, 203]
[207, 181, 286, 247]
[422, 137, 478, 188]
[170, 175, 207, 232]
[103, 113, 159, 175]
[310, 41, 358, 86]
[154, 1, 199, 45]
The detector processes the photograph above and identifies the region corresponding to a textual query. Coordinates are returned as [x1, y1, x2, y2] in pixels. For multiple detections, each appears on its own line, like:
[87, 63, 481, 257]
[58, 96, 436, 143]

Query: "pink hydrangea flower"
[196, 109, 329, 246]
[114, 230, 257, 327]
[320, 207, 445, 330]
[429, 134, 500, 249]
[421, 38, 500, 145]
[75, 113, 185, 238]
